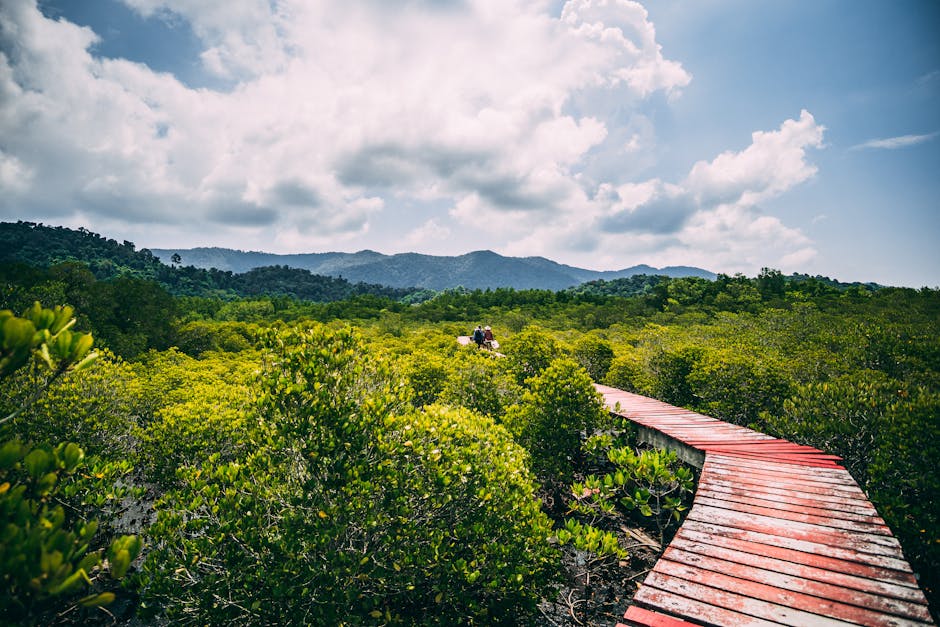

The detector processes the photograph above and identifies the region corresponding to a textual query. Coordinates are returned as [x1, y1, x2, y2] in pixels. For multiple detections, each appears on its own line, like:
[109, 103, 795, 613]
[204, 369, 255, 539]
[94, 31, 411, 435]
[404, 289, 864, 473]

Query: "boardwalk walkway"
[595, 384, 934, 627]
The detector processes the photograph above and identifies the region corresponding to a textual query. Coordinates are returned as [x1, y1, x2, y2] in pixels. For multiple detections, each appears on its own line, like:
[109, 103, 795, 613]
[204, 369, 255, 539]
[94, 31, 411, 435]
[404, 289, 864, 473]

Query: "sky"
[0, 0, 938, 286]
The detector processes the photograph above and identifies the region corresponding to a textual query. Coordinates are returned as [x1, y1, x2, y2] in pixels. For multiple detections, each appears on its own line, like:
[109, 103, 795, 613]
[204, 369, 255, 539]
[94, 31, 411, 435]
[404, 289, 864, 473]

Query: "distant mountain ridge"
[151, 247, 716, 291]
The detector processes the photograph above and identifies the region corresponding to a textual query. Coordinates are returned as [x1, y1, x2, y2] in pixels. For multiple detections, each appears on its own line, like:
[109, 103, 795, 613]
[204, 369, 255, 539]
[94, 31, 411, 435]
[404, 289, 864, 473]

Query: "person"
[472, 325, 484, 348]
[483, 325, 495, 349]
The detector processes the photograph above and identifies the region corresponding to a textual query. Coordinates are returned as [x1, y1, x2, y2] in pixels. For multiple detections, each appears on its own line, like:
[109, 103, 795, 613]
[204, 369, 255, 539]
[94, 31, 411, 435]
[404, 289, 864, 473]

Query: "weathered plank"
[661, 546, 933, 623]
[593, 385, 935, 627]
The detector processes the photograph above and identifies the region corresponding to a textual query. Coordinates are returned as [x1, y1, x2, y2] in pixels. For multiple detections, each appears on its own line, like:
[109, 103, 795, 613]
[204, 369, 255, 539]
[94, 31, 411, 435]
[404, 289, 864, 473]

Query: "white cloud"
[558, 111, 826, 274]
[850, 132, 939, 151]
[685, 110, 824, 207]
[404, 219, 453, 251]
[0, 0, 692, 253]
[1, 0, 824, 275]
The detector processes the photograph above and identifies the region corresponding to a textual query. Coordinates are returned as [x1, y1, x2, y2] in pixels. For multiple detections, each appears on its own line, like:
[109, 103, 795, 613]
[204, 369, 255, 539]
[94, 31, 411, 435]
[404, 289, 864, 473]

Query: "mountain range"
[150, 247, 716, 291]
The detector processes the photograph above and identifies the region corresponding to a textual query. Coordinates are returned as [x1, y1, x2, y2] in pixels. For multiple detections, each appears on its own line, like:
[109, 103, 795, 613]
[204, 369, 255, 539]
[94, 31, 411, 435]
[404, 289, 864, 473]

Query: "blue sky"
[1, 0, 937, 286]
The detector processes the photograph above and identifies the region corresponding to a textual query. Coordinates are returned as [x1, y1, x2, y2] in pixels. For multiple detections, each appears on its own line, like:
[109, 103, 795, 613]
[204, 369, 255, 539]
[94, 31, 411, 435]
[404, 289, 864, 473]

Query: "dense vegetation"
[1, 222, 414, 302]
[1, 225, 937, 623]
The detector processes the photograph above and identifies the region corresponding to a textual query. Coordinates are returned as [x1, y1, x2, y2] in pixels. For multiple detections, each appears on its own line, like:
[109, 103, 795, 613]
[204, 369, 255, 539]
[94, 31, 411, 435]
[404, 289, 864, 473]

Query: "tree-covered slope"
[0, 221, 414, 301]
[151, 245, 717, 289]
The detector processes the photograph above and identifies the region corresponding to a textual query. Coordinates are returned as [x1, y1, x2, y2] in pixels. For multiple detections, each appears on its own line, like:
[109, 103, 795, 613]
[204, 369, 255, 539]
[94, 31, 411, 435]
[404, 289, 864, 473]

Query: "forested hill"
[149, 246, 717, 290]
[0, 221, 413, 301]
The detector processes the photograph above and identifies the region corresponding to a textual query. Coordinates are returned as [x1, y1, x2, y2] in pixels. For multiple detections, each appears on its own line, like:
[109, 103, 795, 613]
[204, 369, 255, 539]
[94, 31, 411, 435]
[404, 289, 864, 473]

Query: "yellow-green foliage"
[438, 349, 521, 420]
[0, 304, 140, 622]
[1, 351, 140, 456]
[504, 358, 609, 482]
[0, 440, 140, 621]
[139, 324, 558, 625]
[136, 350, 258, 486]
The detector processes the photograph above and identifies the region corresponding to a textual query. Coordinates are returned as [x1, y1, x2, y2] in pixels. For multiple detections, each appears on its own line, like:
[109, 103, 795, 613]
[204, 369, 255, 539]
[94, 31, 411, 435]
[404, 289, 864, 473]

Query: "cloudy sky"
[1, 0, 937, 286]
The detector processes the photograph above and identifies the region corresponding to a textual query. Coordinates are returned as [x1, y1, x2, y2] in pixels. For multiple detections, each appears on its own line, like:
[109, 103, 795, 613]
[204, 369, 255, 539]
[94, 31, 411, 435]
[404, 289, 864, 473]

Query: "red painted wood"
[697, 482, 883, 524]
[692, 494, 893, 535]
[667, 536, 933, 608]
[621, 606, 697, 626]
[701, 466, 869, 499]
[694, 486, 884, 525]
[661, 546, 933, 623]
[636, 573, 860, 626]
[681, 520, 918, 577]
[594, 384, 935, 627]
[649, 559, 924, 627]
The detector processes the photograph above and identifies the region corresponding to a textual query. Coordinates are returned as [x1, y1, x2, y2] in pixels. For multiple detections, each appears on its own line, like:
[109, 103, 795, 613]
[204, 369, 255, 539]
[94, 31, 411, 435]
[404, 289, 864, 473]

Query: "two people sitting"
[472, 325, 496, 350]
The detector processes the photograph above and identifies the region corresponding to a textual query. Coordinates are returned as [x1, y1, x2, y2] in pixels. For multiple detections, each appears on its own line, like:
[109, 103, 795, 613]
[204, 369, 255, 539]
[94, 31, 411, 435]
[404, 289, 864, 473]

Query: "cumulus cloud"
[570, 111, 826, 274]
[685, 110, 824, 207]
[1, 0, 823, 273]
[0, 0, 694, 252]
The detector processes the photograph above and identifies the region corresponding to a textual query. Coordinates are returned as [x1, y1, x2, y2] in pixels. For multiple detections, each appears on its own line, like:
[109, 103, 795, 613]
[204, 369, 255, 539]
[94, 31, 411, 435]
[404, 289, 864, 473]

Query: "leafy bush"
[503, 358, 609, 482]
[687, 349, 791, 427]
[402, 352, 449, 408]
[0, 440, 142, 623]
[140, 324, 558, 624]
[0, 303, 140, 622]
[438, 350, 521, 420]
[648, 345, 705, 407]
[503, 327, 562, 384]
[568, 447, 694, 541]
[136, 351, 257, 487]
[174, 320, 255, 355]
[0, 352, 139, 457]
[570, 335, 615, 381]
[604, 352, 650, 394]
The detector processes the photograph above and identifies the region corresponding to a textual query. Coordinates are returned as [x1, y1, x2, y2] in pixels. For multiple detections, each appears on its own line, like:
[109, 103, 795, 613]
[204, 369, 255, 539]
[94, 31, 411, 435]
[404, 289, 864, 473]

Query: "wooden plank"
[680, 520, 918, 578]
[698, 481, 880, 518]
[702, 466, 869, 499]
[650, 559, 931, 626]
[707, 454, 852, 477]
[669, 535, 932, 608]
[595, 385, 935, 625]
[637, 571, 860, 627]
[632, 587, 788, 627]
[693, 495, 894, 536]
[687, 505, 903, 556]
[661, 546, 933, 623]
[695, 486, 885, 525]
[701, 451, 844, 467]
[621, 606, 698, 627]
[704, 458, 862, 488]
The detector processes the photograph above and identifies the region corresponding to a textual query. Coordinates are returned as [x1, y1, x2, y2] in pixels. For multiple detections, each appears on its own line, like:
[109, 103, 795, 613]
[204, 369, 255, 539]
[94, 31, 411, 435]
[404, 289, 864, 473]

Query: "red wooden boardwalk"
[595, 385, 934, 627]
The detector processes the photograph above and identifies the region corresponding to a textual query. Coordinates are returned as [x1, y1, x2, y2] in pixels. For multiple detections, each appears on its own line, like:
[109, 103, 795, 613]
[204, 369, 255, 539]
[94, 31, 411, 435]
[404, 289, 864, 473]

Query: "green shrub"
[402, 352, 449, 408]
[571, 335, 615, 381]
[687, 350, 791, 427]
[0, 440, 142, 623]
[140, 324, 558, 625]
[0, 351, 139, 457]
[174, 320, 255, 355]
[604, 352, 650, 394]
[503, 327, 562, 384]
[503, 358, 608, 482]
[136, 351, 257, 487]
[439, 350, 521, 420]
[648, 345, 705, 407]
[0, 303, 139, 622]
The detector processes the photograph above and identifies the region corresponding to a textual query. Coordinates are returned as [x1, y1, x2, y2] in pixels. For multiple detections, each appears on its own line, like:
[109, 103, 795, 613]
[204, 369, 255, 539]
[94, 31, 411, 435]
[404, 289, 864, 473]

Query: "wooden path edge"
[593, 384, 935, 627]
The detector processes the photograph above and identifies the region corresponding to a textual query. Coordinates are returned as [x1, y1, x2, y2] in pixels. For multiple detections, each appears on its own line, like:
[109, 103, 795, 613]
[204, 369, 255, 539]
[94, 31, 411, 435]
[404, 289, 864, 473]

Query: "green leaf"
[78, 592, 115, 607]
[24, 449, 53, 480]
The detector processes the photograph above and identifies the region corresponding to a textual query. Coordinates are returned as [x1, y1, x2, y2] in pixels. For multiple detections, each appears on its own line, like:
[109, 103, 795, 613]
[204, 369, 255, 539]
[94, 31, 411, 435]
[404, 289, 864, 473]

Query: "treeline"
[0, 221, 413, 301]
